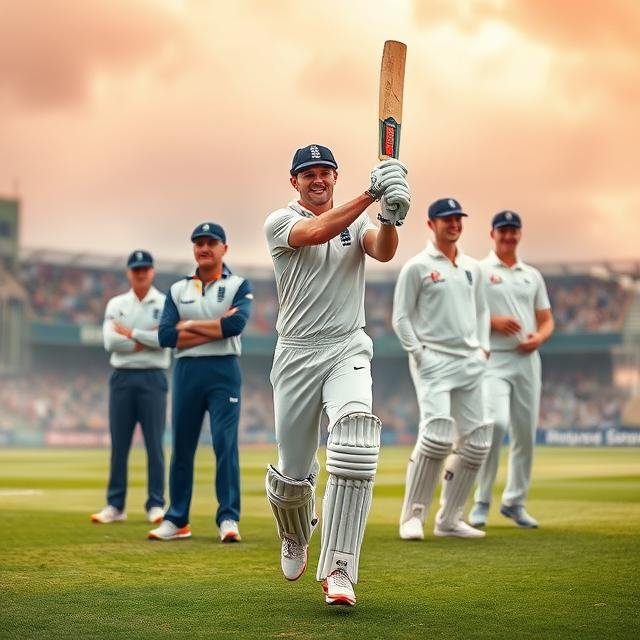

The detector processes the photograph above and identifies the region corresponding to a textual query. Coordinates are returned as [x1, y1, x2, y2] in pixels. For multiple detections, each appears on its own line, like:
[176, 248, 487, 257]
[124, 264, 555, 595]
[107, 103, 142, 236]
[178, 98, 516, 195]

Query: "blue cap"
[127, 250, 154, 269]
[290, 144, 338, 176]
[492, 210, 522, 229]
[428, 198, 468, 219]
[191, 222, 226, 243]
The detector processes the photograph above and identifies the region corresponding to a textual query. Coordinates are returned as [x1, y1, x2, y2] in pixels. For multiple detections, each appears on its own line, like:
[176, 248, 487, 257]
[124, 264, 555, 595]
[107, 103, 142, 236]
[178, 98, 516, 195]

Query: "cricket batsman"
[264, 144, 410, 606]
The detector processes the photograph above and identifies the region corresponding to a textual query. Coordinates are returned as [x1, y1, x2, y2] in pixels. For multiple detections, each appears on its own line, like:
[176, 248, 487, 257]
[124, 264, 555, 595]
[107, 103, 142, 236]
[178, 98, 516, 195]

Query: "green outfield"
[1, 446, 638, 640]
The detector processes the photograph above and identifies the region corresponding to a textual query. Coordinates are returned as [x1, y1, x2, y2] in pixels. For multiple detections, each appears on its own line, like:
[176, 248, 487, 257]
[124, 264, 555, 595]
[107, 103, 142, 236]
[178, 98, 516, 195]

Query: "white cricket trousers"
[474, 350, 541, 506]
[270, 329, 374, 480]
[409, 347, 488, 438]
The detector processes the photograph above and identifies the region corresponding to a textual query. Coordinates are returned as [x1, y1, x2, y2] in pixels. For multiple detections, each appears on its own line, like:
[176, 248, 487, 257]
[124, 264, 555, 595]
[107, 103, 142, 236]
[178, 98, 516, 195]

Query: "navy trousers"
[165, 355, 241, 528]
[107, 369, 167, 511]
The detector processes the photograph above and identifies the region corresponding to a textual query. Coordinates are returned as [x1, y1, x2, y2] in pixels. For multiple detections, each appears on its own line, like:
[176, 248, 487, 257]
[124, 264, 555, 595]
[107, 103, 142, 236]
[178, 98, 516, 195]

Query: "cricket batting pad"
[438, 423, 493, 529]
[400, 416, 455, 525]
[317, 412, 381, 583]
[266, 465, 317, 547]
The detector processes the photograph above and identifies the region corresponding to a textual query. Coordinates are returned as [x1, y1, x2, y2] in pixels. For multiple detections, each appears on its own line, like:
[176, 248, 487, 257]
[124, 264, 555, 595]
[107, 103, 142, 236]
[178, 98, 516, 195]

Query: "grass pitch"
[1, 446, 639, 639]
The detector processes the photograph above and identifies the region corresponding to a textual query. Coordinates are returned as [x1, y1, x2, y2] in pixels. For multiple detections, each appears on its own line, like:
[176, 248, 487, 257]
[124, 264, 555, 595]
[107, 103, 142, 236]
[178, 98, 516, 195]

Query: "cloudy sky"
[1, 0, 638, 269]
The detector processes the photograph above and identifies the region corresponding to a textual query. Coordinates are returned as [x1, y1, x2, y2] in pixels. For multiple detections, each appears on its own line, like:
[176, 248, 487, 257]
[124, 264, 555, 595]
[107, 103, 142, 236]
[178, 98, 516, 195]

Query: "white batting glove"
[366, 159, 409, 200]
[377, 182, 410, 226]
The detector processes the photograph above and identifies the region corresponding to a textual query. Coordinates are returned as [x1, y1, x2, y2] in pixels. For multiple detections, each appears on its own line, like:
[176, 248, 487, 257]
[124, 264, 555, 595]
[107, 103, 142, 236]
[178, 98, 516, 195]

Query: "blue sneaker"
[469, 502, 490, 528]
[500, 504, 539, 528]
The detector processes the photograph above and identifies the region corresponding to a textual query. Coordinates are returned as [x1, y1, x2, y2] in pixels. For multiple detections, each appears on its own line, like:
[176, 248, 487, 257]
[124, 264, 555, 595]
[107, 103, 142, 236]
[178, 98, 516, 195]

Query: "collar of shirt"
[126, 286, 161, 304]
[288, 200, 316, 218]
[426, 239, 464, 262]
[191, 264, 232, 282]
[488, 250, 524, 270]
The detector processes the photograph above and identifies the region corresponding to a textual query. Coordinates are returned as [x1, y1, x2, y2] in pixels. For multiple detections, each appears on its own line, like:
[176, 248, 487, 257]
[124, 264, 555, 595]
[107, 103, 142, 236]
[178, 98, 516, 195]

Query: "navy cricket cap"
[492, 210, 522, 229]
[290, 144, 338, 176]
[428, 198, 468, 219]
[191, 222, 226, 243]
[127, 250, 154, 269]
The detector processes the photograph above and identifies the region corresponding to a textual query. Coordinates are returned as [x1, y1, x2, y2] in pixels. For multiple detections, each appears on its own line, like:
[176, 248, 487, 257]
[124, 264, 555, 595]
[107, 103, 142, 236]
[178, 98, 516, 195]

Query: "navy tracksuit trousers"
[107, 368, 167, 511]
[165, 355, 241, 528]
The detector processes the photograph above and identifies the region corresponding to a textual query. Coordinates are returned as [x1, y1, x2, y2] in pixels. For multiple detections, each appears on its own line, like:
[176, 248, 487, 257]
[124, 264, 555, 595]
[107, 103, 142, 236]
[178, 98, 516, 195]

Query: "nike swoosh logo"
[353, 366, 365, 370]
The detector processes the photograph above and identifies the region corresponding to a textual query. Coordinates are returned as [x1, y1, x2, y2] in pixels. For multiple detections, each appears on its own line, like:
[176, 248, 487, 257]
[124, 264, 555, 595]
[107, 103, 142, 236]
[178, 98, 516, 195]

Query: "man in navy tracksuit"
[148, 222, 253, 543]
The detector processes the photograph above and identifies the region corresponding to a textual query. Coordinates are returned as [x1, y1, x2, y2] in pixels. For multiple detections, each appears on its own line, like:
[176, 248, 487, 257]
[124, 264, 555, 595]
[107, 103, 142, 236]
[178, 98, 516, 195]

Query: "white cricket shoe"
[399, 516, 425, 540]
[219, 519, 241, 543]
[500, 504, 539, 528]
[468, 501, 490, 528]
[146, 507, 165, 524]
[323, 569, 356, 607]
[281, 537, 307, 581]
[434, 509, 486, 538]
[148, 520, 192, 540]
[90, 505, 127, 524]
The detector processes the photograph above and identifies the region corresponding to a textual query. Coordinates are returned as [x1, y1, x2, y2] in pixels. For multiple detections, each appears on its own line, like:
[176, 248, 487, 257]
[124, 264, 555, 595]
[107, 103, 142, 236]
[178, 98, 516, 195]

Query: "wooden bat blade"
[378, 40, 407, 160]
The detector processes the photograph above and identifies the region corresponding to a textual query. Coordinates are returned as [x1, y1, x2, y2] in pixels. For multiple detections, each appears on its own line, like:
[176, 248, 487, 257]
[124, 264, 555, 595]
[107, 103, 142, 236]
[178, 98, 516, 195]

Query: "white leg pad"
[266, 465, 317, 546]
[400, 417, 455, 525]
[317, 412, 381, 583]
[438, 423, 493, 529]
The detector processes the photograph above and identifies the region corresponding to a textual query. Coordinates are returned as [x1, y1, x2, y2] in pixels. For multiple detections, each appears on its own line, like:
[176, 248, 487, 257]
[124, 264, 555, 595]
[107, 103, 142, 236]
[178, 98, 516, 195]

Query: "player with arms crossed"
[469, 211, 554, 529]
[393, 198, 492, 541]
[264, 144, 410, 607]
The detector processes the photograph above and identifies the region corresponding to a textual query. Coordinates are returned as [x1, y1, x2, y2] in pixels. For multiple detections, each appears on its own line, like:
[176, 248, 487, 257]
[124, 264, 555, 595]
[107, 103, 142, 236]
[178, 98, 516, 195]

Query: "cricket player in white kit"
[393, 198, 492, 541]
[264, 144, 410, 607]
[469, 211, 554, 529]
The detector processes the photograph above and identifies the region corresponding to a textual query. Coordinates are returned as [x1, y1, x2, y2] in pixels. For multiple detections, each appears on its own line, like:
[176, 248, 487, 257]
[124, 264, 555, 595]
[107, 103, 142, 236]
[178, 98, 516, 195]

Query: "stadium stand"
[0, 251, 638, 446]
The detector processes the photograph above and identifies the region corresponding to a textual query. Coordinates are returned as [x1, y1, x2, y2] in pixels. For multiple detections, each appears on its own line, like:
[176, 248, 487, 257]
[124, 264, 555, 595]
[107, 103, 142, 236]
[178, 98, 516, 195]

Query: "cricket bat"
[378, 40, 407, 160]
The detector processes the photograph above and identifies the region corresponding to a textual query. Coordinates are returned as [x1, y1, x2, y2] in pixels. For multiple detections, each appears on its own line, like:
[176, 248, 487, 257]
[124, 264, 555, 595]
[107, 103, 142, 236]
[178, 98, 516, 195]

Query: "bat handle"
[379, 117, 401, 159]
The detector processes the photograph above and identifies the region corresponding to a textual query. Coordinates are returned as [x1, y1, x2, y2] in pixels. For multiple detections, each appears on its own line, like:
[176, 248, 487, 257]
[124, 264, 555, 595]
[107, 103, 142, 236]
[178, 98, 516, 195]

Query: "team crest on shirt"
[340, 229, 352, 246]
[153, 308, 160, 320]
[430, 271, 445, 283]
[465, 270, 473, 285]
[489, 274, 503, 285]
[217, 286, 226, 302]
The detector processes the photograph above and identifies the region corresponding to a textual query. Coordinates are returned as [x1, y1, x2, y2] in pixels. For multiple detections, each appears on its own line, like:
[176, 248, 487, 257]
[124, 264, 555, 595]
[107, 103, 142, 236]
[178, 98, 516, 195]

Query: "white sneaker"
[469, 501, 490, 528]
[281, 537, 307, 581]
[399, 516, 425, 540]
[219, 519, 241, 543]
[434, 516, 486, 539]
[148, 520, 192, 540]
[146, 507, 165, 524]
[91, 505, 127, 524]
[323, 569, 356, 606]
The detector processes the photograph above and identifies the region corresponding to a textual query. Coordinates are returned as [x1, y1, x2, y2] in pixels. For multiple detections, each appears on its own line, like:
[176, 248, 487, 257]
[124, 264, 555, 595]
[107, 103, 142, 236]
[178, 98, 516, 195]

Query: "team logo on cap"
[203, 223, 210, 231]
[310, 145, 321, 159]
[448, 199, 457, 209]
[136, 251, 143, 260]
[505, 212, 513, 220]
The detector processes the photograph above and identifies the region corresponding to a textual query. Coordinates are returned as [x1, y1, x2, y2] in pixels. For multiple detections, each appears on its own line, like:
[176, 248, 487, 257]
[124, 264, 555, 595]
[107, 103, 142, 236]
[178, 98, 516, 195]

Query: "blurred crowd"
[0, 361, 629, 445]
[20, 262, 632, 335]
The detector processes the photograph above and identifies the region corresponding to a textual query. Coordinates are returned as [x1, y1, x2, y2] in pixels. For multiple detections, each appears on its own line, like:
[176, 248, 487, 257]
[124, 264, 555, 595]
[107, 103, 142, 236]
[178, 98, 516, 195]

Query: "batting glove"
[377, 182, 410, 226]
[366, 159, 409, 200]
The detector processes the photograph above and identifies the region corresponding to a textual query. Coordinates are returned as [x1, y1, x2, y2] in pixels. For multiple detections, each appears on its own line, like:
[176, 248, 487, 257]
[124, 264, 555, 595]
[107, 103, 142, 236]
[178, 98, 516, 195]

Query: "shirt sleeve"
[220, 279, 253, 338]
[392, 262, 422, 354]
[357, 212, 378, 250]
[158, 287, 180, 348]
[474, 265, 491, 352]
[131, 328, 161, 349]
[534, 270, 551, 310]
[103, 299, 135, 353]
[264, 209, 301, 255]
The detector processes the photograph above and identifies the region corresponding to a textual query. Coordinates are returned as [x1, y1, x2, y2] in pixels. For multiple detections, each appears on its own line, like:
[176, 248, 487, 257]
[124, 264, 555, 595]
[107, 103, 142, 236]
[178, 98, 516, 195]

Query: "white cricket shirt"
[103, 287, 170, 369]
[392, 240, 490, 357]
[264, 201, 376, 339]
[480, 251, 551, 352]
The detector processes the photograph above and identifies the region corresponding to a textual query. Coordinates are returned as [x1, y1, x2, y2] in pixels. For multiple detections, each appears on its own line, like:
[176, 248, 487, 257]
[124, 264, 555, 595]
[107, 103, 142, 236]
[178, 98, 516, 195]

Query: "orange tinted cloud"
[0, 0, 190, 108]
